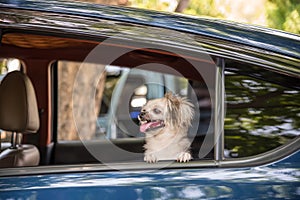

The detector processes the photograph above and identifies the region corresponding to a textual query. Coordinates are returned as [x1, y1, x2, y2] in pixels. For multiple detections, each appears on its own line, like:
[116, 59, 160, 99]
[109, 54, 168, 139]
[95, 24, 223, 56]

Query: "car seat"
[0, 71, 40, 168]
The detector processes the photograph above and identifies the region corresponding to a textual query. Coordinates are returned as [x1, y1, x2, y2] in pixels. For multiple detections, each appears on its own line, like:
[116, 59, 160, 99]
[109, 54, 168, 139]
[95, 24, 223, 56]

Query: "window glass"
[57, 62, 212, 139]
[224, 71, 300, 158]
[57, 61, 214, 160]
[0, 58, 22, 143]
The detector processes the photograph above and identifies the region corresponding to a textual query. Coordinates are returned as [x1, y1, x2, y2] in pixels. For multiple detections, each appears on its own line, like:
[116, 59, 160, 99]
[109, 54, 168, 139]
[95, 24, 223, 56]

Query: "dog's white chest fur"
[144, 128, 192, 162]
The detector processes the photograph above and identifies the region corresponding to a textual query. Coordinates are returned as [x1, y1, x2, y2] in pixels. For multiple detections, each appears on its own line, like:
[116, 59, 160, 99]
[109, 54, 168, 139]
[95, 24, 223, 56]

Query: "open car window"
[56, 60, 215, 163]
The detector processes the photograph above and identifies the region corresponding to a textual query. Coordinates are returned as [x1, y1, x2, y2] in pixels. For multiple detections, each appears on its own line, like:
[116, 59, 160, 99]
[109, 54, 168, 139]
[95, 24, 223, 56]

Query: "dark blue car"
[0, 0, 299, 199]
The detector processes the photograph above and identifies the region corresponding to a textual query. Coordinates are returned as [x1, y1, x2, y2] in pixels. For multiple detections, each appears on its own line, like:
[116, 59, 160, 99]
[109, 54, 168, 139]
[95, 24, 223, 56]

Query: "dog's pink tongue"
[140, 121, 160, 132]
[140, 123, 151, 133]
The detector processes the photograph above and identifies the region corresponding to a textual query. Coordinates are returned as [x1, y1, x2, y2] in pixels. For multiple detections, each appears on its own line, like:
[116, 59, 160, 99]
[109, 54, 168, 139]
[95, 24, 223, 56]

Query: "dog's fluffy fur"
[138, 92, 194, 163]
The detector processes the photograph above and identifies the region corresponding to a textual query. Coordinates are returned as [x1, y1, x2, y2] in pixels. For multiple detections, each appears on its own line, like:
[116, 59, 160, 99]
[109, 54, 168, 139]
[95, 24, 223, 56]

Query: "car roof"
[1, 0, 299, 59]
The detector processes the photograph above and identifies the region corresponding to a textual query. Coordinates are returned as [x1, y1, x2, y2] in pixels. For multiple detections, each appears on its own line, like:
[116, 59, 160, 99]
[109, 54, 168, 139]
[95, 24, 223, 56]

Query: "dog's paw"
[144, 154, 157, 163]
[177, 152, 192, 163]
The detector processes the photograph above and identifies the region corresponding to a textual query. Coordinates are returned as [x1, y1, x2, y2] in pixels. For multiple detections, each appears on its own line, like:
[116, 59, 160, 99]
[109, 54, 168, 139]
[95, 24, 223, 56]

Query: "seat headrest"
[0, 71, 40, 133]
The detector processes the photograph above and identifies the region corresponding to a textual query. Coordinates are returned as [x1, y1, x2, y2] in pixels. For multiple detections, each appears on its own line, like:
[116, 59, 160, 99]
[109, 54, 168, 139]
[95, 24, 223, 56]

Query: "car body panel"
[0, 150, 299, 199]
[0, 0, 299, 77]
[1, 0, 299, 58]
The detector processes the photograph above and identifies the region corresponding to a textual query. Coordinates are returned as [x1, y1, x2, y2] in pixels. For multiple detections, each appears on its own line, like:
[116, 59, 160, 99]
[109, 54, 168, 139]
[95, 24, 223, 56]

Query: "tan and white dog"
[138, 92, 194, 163]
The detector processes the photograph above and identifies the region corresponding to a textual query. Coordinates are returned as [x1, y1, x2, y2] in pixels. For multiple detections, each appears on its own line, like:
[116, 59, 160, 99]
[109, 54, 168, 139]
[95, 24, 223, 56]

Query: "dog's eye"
[153, 108, 161, 114]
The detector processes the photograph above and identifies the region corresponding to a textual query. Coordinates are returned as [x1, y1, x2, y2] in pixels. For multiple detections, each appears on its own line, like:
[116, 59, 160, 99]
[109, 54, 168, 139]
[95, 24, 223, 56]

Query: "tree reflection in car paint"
[1, 155, 299, 200]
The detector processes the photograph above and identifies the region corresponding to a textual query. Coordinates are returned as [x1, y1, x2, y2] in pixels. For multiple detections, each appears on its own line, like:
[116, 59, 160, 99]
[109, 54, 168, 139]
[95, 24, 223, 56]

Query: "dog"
[138, 92, 194, 163]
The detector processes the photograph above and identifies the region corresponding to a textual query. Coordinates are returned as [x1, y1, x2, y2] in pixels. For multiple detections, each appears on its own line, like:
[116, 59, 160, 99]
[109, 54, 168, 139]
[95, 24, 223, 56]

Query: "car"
[0, 0, 299, 199]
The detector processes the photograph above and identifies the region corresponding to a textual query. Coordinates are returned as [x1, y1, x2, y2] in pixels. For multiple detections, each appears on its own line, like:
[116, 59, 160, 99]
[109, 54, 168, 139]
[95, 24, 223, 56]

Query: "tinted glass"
[224, 71, 300, 158]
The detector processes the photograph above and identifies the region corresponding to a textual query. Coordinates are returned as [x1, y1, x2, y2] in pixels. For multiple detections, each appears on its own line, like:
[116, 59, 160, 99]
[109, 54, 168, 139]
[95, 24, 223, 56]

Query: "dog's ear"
[165, 92, 194, 128]
[178, 96, 194, 127]
[165, 92, 180, 127]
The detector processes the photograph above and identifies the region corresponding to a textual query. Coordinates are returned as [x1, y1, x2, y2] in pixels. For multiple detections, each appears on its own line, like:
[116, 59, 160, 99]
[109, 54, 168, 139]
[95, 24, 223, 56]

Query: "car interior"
[0, 71, 40, 167]
[0, 32, 216, 167]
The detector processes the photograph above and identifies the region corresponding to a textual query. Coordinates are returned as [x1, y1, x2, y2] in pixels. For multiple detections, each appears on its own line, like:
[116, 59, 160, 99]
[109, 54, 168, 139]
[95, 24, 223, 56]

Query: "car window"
[224, 70, 300, 158]
[56, 60, 215, 161]
[57, 61, 212, 140]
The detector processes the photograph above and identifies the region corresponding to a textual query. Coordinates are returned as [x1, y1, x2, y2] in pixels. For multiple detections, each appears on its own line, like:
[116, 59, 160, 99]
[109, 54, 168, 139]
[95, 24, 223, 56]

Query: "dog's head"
[138, 92, 194, 133]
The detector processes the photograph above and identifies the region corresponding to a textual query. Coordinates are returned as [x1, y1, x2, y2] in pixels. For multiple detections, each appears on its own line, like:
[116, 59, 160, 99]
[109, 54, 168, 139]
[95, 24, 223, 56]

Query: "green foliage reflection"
[225, 72, 300, 157]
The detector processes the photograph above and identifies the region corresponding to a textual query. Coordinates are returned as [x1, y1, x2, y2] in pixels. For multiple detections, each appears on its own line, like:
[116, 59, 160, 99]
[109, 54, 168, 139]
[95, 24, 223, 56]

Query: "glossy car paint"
[1, 0, 299, 57]
[0, 0, 299, 76]
[0, 151, 299, 199]
[0, 0, 299, 199]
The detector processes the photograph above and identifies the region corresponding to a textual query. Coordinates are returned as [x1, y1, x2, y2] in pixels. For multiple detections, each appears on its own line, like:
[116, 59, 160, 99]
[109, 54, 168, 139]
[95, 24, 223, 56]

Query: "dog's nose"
[139, 111, 145, 117]
[138, 110, 146, 120]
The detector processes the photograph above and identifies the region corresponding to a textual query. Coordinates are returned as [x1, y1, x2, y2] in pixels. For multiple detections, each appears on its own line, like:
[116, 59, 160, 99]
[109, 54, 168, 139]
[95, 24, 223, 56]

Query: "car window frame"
[0, 31, 299, 176]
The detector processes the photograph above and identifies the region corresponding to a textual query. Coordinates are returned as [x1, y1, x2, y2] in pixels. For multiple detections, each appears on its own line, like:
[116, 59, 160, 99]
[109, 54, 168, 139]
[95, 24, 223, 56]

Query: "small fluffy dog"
[138, 92, 194, 163]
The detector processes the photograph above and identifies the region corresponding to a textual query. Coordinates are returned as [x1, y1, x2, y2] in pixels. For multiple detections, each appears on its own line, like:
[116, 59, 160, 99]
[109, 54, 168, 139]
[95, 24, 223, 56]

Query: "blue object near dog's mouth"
[130, 111, 140, 119]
